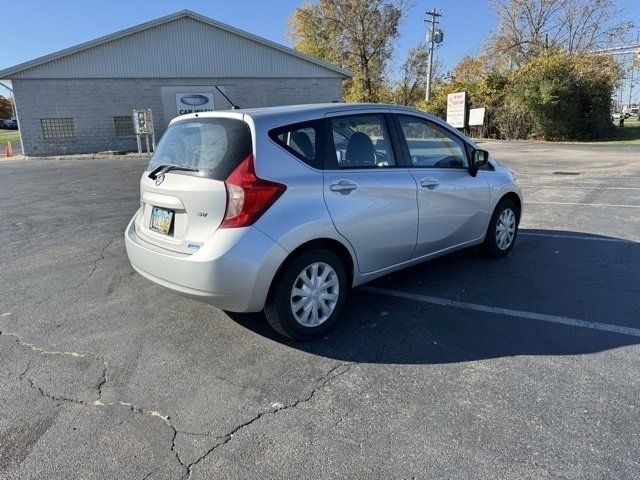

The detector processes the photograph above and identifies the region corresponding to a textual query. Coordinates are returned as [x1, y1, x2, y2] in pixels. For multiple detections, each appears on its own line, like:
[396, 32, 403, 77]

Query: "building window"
[114, 116, 135, 137]
[41, 118, 74, 139]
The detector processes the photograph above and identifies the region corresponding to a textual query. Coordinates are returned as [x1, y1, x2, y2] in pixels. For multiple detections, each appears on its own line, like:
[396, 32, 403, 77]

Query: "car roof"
[168, 103, 477, 147]
[172, 103, 437, 123]
[235, 103, 390, 118]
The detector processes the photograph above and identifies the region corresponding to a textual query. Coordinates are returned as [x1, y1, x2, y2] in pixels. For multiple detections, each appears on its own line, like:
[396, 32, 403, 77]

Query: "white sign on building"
[468, 107, 486, 126]
[175, 93, 215, 115]
[446, 92, 467, 128]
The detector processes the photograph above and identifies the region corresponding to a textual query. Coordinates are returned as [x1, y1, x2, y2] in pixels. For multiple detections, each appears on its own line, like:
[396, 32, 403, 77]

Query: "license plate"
[150, 206, 174, 235]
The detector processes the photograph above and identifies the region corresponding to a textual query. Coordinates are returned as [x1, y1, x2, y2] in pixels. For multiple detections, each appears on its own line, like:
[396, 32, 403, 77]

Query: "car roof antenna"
[215, 86, 240, 110]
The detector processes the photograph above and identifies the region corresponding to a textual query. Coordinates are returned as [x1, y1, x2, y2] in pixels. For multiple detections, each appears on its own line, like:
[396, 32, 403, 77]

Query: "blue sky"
[0, 0, 497, 95]
[1, 0, 638, 98]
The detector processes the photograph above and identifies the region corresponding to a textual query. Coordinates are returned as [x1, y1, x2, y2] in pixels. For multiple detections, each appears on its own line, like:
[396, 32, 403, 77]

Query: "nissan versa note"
[125, 104, 522, 339]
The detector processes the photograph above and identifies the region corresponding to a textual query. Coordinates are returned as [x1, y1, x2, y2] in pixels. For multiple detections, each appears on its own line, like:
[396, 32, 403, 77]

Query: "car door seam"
[409, 172, 420, 259]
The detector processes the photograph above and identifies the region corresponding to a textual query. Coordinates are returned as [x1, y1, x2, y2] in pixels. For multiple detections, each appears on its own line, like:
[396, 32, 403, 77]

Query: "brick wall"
[12, 77, 344, 156]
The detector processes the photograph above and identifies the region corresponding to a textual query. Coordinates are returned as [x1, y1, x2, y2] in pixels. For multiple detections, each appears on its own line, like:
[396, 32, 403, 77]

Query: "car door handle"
[420, 177, 439, 188]
[330, 181, 358, 194]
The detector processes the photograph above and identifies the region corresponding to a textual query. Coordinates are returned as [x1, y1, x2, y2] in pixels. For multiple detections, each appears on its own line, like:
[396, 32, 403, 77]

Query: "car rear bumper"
[124, 216, 288, 312]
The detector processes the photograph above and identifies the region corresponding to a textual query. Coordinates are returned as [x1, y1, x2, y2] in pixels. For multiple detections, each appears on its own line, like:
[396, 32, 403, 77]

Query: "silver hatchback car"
[125, 103, 522, 339]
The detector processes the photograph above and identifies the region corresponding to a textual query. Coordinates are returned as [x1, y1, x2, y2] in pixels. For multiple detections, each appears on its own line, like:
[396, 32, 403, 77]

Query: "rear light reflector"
[220, 154, 286, 228]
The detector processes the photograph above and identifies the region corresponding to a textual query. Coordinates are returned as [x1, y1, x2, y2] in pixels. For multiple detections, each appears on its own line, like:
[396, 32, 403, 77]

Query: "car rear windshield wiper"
[148, 164, 199, 180]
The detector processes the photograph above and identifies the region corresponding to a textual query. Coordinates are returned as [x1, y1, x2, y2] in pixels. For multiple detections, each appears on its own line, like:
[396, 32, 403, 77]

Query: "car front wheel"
[483, 198, 519, 258]
[265, 249, 347, 340]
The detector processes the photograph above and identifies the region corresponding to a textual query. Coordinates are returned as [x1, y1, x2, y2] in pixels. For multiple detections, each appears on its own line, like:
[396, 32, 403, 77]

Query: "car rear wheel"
[265, 249, 347, 340]
[483, 198, 519, 258]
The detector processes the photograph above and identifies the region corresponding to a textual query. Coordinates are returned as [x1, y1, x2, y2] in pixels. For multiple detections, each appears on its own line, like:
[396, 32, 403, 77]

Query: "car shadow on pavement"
[230, 229, 640, 364]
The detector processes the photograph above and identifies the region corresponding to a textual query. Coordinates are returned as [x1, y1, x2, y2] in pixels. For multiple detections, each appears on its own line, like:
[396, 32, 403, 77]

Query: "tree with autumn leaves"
[421, 0, 626, 139]
[288, 0, 408, 103]
[0, 96, 12, 120]
[423, 51, 620, 139]
[288, 0, 628, 140]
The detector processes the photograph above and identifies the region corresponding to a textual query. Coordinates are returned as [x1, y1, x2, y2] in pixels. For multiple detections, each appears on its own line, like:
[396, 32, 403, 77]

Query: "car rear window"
[148, 118, 252, 180]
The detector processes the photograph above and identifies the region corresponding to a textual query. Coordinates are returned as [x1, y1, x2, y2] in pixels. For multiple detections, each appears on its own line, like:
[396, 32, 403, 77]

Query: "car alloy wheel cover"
[290, 262, 339, 327]
[496, 207, 516, 250]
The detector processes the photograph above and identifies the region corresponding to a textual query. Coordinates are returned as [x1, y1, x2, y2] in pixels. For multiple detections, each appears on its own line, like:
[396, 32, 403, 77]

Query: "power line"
[591, 44, 640, 56]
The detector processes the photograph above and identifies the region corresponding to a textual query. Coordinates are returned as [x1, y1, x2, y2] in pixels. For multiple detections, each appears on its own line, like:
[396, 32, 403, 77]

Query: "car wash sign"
[446, 92, 467, 128]
[175, 93, 215, 115]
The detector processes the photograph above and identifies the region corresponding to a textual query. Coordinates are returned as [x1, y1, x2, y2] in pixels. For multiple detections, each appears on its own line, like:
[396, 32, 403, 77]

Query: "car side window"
[397, 115, 468, 168]
[330, 114, 396, 168]
[269, 121, 322, 169]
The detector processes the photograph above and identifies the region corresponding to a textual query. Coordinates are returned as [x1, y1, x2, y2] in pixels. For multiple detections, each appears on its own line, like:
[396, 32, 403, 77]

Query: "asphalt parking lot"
[1, 141, 639, 479]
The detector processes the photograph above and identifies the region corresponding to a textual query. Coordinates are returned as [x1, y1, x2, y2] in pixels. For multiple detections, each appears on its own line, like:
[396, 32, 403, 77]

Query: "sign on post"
[132, 109, 155, 154]
[446, 92, 467, 128]
[468, 108, 486, 126]
[133, 109, 153, 135]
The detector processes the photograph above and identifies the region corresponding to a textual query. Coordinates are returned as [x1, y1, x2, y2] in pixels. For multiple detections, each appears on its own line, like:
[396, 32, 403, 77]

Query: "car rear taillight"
[220, 154, 286, 228]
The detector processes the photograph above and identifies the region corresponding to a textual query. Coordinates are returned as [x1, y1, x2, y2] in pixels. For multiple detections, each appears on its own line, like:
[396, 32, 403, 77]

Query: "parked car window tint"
[398, 115, 468, 168]
[269, 121, 322, 169]
[330, 115, 396, 168]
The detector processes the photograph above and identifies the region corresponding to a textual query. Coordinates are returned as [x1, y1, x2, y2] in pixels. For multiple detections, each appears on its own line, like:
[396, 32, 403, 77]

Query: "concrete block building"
[0, 10, 352, 156]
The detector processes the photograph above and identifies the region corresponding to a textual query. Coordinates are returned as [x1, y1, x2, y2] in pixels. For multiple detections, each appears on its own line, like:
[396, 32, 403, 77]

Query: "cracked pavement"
[1, 142, 640, 479]
[1, 327, 352, 479]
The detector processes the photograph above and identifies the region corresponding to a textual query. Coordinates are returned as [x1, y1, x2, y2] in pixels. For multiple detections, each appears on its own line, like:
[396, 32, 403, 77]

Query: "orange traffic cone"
[5, 141, 12, 158]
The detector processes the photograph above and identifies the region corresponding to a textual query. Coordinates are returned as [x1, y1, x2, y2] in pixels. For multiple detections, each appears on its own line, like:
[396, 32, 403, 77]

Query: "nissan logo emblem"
[180, 94, 209, 106]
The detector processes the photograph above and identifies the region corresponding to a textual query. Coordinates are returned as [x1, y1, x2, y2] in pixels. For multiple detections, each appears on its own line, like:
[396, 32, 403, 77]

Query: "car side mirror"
[473, 149, 489, 166]
[469, 148, 489, 177]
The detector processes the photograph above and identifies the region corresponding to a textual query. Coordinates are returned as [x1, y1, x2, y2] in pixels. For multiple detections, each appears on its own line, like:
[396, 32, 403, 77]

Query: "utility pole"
[629, 33, 640, 108]
[629, 66, 635, 109]
[425, 9, 442, 102]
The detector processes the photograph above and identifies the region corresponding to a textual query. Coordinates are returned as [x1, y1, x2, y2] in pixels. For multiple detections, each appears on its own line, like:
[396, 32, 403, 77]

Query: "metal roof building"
[0, 10, 352, 156]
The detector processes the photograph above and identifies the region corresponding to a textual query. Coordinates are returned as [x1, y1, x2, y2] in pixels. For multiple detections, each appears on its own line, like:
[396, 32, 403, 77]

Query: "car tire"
[265, 249, 348, 340]
[483, 198, 520, 258]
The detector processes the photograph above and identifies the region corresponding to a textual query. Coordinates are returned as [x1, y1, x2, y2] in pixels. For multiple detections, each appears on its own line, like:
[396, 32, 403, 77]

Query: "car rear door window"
[329, 114, 396, 168]
[397, 115, 468, 168]
[269, 121, 323, 169]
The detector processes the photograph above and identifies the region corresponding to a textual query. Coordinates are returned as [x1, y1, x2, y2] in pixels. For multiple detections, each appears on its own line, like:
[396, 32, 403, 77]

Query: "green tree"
[392, 44, 430, 106]
[391, 46, 446, 108]
[288, 0, 407, 102]
[506, 50, 619, 139]
[418, 55, 507, 124]
[417, 49, 619, 140]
